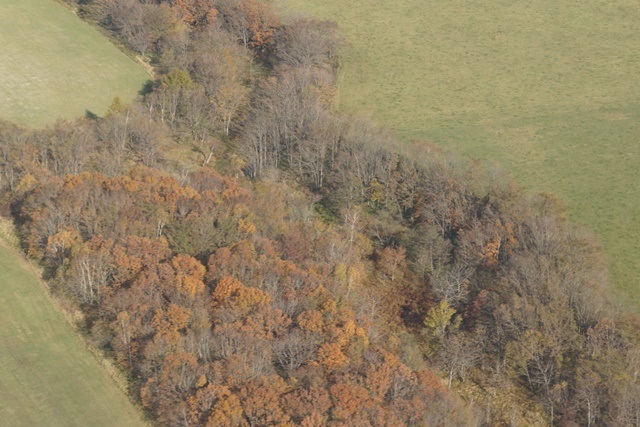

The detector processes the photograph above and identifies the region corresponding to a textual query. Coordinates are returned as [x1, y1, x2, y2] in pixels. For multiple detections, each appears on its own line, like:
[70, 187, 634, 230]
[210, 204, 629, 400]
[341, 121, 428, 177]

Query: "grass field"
[0, 228, 147, 426]
[279, 0, 640, 309]
[0, 1, 150, 423]
[0, 0, 150, 127]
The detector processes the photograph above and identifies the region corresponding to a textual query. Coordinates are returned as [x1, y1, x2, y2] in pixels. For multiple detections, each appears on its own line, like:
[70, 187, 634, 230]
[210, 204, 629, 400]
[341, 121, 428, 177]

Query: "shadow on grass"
[139, 79, 154, 96]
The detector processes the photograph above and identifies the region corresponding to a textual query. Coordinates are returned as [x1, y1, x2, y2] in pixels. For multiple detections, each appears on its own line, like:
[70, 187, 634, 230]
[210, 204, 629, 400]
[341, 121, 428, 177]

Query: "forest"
[1, 0, 640, 425]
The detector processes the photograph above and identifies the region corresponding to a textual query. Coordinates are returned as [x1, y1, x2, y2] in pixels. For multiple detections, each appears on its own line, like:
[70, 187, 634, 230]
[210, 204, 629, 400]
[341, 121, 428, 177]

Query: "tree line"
[2, 0, 640, 425]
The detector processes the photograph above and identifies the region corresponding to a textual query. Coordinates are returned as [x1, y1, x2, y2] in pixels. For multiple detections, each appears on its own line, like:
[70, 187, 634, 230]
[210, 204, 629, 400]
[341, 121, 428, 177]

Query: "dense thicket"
[2, 0, 640, 425]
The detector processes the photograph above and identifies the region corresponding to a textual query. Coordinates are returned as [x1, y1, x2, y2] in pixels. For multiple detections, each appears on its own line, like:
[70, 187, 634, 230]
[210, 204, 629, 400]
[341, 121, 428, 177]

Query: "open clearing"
[0, 0, 149, 127]
[279, 0, 640, 309]
[0, 236, 147, 426]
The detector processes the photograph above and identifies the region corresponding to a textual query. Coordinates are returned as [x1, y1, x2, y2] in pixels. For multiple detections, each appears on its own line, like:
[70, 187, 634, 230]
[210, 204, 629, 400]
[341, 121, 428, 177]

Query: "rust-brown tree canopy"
[1, 0, 639, 425]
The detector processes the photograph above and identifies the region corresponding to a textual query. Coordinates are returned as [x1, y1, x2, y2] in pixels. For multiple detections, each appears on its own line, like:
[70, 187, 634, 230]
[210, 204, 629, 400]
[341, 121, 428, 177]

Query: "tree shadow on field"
[139, 80, 154, 96]
[85, 110, 98, 120]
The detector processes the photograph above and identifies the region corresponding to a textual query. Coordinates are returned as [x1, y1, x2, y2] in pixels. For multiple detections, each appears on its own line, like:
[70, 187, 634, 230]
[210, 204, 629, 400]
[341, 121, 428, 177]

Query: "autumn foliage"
[2, 0, 640, 425]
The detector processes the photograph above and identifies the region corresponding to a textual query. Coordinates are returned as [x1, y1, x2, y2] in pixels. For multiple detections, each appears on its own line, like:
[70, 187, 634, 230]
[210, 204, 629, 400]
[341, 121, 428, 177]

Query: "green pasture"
[0, 1, 149, 422]
[0, 238, 147, 426]
[279, 0, 640, 309]
[0, 0, 149, 127]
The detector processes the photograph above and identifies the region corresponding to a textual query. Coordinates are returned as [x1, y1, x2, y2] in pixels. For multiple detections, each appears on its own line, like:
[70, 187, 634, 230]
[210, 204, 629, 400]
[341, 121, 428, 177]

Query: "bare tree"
[275, 19, 343, 70]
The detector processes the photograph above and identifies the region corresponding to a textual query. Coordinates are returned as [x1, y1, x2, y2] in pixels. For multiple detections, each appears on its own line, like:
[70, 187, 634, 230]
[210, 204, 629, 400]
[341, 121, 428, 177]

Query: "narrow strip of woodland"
[1, 0, 639, 425]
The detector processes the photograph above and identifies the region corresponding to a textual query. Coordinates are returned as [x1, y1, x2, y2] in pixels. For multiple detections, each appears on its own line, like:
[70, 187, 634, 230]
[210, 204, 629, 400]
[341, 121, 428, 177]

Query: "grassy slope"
[0, 1, 149, 424]
[279, 0, 640, 309]
[0, 0, 149, 127]
[0, 237, 147, 426]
